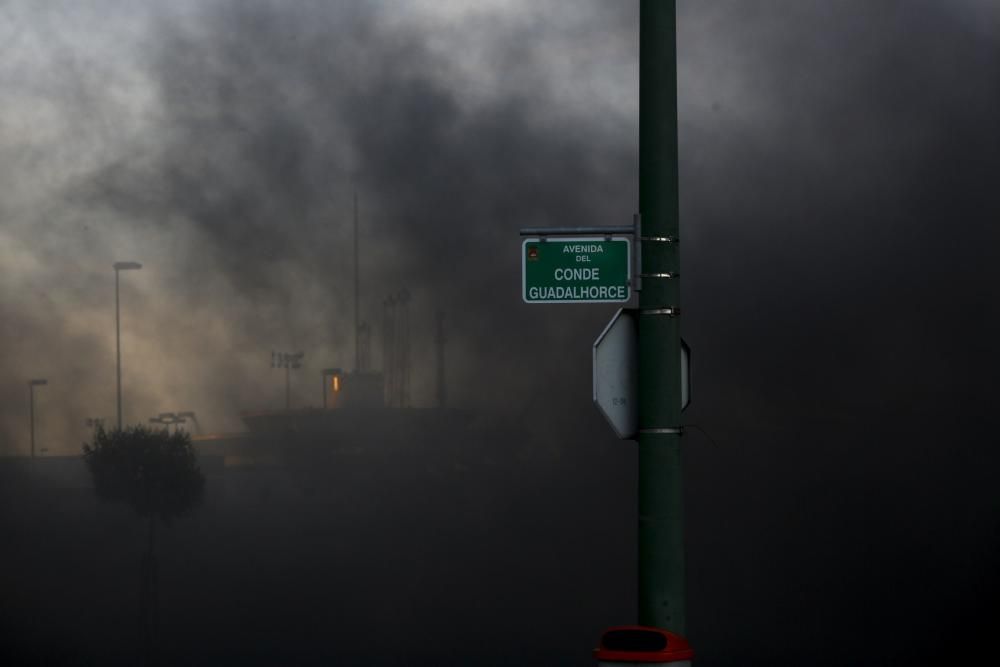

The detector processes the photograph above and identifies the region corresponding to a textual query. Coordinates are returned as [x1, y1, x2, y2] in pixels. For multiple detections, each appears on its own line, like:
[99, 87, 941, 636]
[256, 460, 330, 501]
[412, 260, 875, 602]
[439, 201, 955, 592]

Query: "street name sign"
[522, 237, 631, 303]
[594, 308, 691, 440]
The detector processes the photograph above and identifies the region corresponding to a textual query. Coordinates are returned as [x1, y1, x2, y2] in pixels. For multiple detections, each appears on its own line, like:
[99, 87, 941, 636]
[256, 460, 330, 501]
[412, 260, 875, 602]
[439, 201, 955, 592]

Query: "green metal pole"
[638, 0, 684, 632]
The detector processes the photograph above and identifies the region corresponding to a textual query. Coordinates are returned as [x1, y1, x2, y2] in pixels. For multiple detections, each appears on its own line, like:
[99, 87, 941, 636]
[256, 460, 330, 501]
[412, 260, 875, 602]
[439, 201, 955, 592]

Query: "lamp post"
[383, 296, 395, 407]
[113, 261, 142, 429]
[28, 379, 47, 459]
[397, 289, 411, 408]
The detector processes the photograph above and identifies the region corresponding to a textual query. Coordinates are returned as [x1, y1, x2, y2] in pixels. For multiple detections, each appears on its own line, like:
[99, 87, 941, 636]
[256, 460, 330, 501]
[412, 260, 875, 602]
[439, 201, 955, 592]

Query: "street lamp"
[177, 411, 198, 434]
[151, 411, 196, 433]
[113, 261, 142, 429]
[152, 412, 187, 433]
[28, 379, 47, 459]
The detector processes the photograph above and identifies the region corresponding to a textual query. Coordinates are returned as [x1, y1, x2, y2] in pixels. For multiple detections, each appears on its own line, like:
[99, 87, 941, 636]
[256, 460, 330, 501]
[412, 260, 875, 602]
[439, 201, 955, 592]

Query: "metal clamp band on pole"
[639, 427, 684, 435]
[640, 307, 680, 317]
[639, 272, 679, 279]
[640, 235, 678, 243]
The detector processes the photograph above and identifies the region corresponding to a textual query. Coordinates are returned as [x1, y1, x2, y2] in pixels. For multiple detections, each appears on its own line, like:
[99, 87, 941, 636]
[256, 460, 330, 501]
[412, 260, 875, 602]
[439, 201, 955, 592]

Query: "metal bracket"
[640, 307, 680, 317]
[639, 272, 679, 279]
[519, 226, 634, 237]
[639, 427, 684, 435]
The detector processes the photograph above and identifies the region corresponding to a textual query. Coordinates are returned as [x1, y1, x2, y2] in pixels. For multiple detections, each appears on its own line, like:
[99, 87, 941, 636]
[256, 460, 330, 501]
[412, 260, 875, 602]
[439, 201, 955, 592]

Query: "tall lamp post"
[28, 379, 47, 459]
[113, 261, 142, 429]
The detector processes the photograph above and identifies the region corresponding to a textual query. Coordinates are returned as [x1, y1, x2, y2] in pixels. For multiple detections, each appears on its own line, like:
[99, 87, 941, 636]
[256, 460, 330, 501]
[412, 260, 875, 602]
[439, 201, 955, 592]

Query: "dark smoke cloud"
[92, 0, 640, 414]
[673, 2, 1000, 661]
[1, 0, 639, 450]
[677, 0, 1000, 425]
[1, 1, 999, 662]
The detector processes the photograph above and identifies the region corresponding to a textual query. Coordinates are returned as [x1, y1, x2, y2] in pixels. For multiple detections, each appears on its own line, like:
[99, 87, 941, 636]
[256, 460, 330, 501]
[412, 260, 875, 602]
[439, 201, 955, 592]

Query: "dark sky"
[1, 1, 999, 664]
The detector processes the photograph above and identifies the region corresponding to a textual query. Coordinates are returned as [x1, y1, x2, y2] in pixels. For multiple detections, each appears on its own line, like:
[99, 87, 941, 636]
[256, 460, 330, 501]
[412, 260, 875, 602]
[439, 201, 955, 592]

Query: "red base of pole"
[593, 626, 693, 664]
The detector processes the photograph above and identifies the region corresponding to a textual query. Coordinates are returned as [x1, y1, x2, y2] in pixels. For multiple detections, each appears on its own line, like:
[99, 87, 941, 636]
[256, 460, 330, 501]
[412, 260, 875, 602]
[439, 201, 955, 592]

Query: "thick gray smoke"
[2, 1, 1000, 663]
[1, 0, 639, 452]
[3, 0, 996, 455]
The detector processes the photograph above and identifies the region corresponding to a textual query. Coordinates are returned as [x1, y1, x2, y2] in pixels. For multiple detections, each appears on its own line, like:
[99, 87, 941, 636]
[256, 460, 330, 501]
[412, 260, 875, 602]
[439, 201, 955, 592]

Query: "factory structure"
[194, 194, 470, 463]
[3, 192, 527, 552]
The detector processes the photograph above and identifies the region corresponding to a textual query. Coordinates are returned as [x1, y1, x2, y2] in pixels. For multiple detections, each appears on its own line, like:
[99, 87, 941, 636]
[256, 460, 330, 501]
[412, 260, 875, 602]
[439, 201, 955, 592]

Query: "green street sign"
[522, 237, 631, 303]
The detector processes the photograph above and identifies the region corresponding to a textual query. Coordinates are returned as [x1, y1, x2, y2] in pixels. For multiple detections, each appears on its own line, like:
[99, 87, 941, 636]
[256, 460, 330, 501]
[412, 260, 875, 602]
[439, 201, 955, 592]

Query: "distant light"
[333, 375, 340, 393]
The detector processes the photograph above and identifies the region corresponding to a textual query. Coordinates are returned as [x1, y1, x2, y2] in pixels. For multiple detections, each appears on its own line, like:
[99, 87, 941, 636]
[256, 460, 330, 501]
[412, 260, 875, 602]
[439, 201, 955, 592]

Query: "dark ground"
[1, 407, 998, 665]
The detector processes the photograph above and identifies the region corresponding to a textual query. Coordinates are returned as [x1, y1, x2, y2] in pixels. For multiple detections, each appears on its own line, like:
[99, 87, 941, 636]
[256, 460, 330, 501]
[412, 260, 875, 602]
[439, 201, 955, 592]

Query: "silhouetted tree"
[83, 425, 205, 666]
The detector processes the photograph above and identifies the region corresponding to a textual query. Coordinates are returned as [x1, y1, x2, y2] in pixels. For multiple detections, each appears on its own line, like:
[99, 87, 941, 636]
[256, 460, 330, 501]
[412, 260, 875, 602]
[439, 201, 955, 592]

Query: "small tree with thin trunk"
[83, 424, 204, 666]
